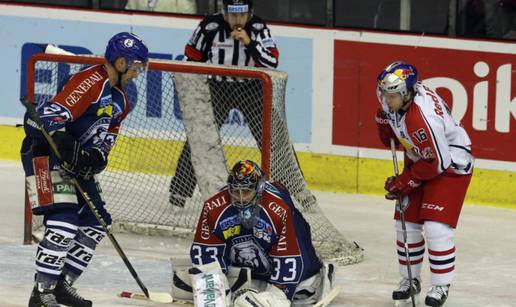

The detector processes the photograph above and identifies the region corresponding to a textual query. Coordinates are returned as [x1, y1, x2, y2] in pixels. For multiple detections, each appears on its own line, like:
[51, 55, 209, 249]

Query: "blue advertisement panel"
[0, 11, 312, 143]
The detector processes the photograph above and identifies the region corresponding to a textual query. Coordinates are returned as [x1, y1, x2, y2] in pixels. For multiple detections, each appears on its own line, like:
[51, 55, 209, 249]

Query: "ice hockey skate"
[28, 286, 60, 307]
[393, 278, 421, 306]
[54, 277, 92, 307]
[424, 285, 449, 307]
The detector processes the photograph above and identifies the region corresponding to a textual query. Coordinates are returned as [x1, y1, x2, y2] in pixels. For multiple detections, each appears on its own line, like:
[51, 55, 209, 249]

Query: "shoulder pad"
[252, 22, 265, 31]
[205, 22, 219, 31]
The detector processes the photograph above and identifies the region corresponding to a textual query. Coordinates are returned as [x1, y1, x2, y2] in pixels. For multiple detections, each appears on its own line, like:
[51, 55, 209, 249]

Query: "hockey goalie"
[172, 160, 335, 307]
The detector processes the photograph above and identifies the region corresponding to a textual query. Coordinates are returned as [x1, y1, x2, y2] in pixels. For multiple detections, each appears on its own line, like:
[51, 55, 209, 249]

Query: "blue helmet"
[377, 61, 418, 102]
[105, 32, 148, 67]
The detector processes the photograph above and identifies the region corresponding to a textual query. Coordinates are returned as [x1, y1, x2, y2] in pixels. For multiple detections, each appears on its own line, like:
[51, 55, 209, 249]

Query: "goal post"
[23, 53, 364, 265]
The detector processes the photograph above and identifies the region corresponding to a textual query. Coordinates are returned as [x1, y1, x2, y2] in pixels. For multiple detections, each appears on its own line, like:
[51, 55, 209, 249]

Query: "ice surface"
[1, 160, 515, 306]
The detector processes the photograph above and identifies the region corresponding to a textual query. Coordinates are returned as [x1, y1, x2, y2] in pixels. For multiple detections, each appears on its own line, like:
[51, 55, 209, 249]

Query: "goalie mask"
[227, 160, 265, 229]
[377, 61, 418, 103]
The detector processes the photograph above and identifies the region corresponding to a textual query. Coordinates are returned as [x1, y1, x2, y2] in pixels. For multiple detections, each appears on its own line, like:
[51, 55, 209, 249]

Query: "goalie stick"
[119, 291, 182, 304]
[314, 286, 342, 307]
[21, 97, 172, 304]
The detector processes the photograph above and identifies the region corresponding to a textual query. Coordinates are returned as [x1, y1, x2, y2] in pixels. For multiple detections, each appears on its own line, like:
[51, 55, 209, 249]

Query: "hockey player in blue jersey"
[172, 160, 335, 306]
[22, 32, 148, 307]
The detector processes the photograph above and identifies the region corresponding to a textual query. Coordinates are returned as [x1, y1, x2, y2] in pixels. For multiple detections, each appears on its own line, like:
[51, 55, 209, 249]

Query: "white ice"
[1, 160, 515, 306]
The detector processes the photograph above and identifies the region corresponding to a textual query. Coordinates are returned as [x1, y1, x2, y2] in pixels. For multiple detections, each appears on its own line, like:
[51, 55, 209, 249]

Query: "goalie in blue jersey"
[172, 160, 335, 306]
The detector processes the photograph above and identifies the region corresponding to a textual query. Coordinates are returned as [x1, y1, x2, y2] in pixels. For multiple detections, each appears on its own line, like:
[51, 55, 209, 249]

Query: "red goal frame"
[24, 53, 274, 244]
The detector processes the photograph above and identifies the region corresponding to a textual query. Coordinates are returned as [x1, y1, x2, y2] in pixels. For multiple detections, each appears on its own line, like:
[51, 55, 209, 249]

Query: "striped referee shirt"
[185, 13, 279, 69]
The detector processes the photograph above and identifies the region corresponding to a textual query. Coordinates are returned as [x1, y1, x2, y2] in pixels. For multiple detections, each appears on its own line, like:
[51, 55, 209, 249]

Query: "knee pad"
[424, 221, 454, 242]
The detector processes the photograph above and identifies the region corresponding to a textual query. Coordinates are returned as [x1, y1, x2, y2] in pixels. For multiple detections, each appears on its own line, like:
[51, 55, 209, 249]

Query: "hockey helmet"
[227, 160, 265, 208]
[377, 61, 418, 102]
[105, 32, 149, 68]
[223, 0, 253, 14]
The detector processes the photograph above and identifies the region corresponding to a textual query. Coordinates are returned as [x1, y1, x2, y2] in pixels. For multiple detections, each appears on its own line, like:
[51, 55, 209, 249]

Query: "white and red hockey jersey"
[377, 83, 474, 180]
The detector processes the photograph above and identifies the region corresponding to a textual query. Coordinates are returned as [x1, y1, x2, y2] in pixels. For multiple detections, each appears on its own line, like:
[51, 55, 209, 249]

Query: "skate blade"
[119, 291, 175, 303]
[394, 295, 419, 307]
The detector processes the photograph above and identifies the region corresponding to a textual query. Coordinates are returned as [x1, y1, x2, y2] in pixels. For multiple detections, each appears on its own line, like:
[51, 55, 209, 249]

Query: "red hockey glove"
[375, 108, 399, 148]
[384, 170, 421, 197]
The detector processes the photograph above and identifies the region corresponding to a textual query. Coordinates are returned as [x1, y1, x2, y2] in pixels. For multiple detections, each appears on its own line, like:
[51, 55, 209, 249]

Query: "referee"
[170, 0, 279, 207]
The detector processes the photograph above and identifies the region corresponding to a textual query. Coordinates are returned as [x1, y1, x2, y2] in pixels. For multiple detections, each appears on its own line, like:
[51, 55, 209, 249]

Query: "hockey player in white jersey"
[375, 62, 474, 307]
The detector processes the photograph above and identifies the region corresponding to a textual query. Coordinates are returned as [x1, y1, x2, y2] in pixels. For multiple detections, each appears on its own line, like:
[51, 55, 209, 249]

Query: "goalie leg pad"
[233, 283, 290, 307]
[190, 262, 230, 307]
[172, 267, 194, 301]
[293, 262, 336, 306]
[172, 261, 252, 302]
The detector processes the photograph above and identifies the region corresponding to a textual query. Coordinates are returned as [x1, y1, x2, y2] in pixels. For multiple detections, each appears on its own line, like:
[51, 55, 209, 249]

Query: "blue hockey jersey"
[191, 182, 322, 300]
[22, 64, 132, 214]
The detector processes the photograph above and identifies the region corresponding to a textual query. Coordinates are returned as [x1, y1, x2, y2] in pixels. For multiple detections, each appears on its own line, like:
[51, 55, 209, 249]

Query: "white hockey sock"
[425, 221, 455, 286]
[396, 221, 425, 280]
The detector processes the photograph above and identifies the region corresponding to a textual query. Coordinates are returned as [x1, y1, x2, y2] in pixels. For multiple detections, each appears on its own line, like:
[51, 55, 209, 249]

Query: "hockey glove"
[384, 170, 421, 199]
[53, 131, 107, 178]
[375, 108, 399, 148]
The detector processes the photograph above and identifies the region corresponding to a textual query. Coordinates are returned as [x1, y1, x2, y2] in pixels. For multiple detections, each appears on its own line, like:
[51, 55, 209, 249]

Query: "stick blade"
[119, 290, 173, 303]
[314, 286, 342, 307]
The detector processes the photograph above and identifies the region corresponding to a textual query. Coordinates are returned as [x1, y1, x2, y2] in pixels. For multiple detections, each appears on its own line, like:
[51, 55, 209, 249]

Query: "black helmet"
[227, 160, 264, 207]
[223, 0, 253, 13]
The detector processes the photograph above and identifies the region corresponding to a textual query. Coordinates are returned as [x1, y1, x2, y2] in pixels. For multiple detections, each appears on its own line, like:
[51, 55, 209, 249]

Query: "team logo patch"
[123, 39, 134, 47]
[393, 68, 414, 80]
[236, 161, 255, 180]
[223, 225, 241, 239]
[421, 146, 435, 161]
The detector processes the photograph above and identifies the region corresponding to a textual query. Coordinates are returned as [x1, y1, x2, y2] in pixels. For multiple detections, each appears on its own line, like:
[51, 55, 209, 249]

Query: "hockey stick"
[21, 98, 172, 304]
[390, 138, 416, 307]
[314, 286, 342, 307]
[119, 291, 187, 304]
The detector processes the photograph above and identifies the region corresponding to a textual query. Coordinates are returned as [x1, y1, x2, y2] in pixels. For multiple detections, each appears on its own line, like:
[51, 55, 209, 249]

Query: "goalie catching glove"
[52, 131, 108, 178]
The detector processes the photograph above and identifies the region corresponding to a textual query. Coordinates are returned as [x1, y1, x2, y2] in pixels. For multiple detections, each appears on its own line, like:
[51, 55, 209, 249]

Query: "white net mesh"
[27, 55, 363, 265]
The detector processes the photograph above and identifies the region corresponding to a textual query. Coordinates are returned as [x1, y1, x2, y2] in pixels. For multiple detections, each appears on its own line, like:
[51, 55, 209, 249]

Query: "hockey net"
[24, 53, 363, 265]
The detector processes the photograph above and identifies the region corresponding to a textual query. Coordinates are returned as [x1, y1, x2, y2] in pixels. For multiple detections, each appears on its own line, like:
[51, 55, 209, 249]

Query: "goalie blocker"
[172, 160, 336, 306]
